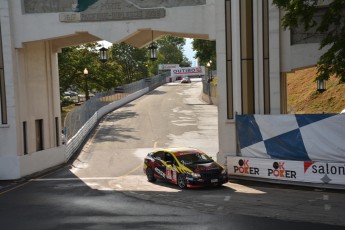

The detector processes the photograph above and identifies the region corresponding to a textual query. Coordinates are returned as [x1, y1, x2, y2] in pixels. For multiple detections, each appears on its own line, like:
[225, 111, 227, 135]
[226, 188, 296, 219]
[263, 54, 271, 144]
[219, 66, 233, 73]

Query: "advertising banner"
[171, 66, 205, 76]
[159, 64, 179, 70]
[228, 157, 345, 186]
[236, 114, 345, 162]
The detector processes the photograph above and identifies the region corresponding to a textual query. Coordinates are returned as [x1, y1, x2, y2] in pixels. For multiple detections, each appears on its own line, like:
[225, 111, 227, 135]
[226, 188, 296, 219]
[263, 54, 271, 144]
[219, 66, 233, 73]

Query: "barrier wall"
[228, 157, 345, 187]
[65, 87, 150, 161]
[228, 114, 345, 188]
[236, 114, 345, 162]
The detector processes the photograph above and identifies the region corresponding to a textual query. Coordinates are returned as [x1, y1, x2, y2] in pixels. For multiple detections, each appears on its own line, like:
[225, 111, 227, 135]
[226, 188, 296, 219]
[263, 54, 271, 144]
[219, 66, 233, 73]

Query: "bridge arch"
[0, 0, 326, 179]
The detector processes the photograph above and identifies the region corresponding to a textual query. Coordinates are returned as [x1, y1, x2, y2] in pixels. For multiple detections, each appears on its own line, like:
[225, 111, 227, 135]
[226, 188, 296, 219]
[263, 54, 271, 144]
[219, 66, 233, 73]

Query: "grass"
[287, 66, 345, 114]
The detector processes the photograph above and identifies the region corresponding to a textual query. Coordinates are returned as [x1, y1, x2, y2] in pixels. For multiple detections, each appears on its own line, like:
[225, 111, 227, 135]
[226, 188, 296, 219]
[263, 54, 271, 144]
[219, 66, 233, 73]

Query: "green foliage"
[58, 43, 123, 96]
[272, 0, 345, 83]
[144, 35, 191, 75]
[58, 36, 193, 96]
[110, 42, 148, 83]
[192, 39, 216, 69]
[153, 36, 191, 73]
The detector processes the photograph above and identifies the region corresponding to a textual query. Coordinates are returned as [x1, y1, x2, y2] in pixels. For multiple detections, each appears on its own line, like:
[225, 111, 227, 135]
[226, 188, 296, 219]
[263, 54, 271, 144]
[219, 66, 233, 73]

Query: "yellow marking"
[0, 181, 31, 196]
[122, 163, 143, 176]
[0, 165, 68, 196]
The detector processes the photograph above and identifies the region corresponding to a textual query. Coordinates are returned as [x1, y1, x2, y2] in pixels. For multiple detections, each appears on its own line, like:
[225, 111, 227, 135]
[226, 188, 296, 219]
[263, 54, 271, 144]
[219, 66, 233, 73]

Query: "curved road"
[0, 79, 344, 229]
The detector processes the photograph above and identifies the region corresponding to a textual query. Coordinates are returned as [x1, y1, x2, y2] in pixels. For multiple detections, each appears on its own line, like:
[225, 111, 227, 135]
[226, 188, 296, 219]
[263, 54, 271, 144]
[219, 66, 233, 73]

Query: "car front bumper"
[185, 174, 228, 187]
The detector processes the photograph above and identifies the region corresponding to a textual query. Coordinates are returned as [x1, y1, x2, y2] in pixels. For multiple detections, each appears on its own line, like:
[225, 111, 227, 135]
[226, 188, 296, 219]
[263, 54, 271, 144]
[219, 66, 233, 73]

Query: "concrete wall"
[0, 0, 20, 179]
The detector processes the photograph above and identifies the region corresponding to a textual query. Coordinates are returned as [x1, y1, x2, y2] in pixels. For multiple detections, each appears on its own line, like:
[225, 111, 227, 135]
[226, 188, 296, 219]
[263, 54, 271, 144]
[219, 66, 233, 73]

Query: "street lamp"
[83, 68, 89, 100]
[317, 79, 326, 93]
[99, 46, 108, 63]
[148, 30, 157, 61]
[206, 61, 212, 82]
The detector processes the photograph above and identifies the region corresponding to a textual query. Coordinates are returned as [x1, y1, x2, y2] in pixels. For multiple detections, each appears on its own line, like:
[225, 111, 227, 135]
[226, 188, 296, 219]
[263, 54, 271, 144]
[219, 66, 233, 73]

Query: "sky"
[100, 38, 197, 66]
[184, 38, 197, 66]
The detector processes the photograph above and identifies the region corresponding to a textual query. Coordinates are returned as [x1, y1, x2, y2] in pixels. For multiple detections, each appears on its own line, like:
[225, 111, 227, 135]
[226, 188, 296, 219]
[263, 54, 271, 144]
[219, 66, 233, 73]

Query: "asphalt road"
[0, 79, 344, 229]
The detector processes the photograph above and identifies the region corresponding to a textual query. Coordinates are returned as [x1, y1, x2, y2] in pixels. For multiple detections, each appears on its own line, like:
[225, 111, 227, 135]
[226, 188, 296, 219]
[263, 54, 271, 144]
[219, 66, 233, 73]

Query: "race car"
[143, 147, 228, 189]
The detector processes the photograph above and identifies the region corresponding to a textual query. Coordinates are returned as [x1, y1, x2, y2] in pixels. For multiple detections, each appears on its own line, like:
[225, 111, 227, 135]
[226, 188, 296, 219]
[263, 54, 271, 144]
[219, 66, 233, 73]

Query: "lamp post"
[83, 68, 89, 101]
[148, 30, 157, 61]
[317, 79, 326, 93]
[99, 46, 108, 63]
[206, 61, 212, 98]
[206, 61, 211, 82]
[148, 43, 157, 61]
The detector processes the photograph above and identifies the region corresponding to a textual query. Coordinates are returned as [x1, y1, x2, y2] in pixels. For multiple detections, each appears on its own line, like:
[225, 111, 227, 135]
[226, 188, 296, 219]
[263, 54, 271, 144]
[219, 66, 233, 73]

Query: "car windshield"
[176, 152, 213, 165]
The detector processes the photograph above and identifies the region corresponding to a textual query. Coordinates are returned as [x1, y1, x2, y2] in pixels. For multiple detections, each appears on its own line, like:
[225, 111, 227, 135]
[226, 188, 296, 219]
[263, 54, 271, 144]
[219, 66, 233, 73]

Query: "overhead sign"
[171, 66, 205, 76]
[159, 64, 179, 70]
[57, 0, 166, 22]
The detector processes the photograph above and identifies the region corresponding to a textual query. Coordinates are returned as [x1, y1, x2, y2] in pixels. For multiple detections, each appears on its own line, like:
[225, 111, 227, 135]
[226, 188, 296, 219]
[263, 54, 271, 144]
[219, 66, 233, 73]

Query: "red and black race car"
[143, 147, 228, 189]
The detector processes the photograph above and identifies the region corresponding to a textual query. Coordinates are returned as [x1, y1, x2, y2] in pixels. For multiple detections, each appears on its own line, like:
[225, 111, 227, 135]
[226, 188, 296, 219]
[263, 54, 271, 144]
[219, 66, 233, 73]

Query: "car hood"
[185, 162, 222, 172]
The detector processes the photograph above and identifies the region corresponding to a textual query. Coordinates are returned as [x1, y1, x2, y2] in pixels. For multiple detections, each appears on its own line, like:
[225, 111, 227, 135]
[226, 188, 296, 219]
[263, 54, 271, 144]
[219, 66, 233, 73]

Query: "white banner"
[159, 64, 179, 70]
[227, 156, 345, 186]
[171, 66, 205, 76]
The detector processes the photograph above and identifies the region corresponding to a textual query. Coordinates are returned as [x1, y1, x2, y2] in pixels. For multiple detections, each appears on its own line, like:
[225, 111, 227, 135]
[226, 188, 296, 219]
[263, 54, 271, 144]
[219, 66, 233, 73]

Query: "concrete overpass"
[0, 0, 326, 179]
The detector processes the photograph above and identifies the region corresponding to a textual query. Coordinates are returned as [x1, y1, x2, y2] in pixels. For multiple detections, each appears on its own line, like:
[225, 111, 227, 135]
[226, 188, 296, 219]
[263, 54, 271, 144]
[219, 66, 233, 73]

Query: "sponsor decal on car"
[155, 167, 166, 178]
[194, 164, 219, 172]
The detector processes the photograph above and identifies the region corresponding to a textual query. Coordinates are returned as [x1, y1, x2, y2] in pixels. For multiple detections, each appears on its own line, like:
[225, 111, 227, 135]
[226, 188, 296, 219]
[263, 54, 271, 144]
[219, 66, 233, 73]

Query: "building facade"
[0, 0, 325, 179]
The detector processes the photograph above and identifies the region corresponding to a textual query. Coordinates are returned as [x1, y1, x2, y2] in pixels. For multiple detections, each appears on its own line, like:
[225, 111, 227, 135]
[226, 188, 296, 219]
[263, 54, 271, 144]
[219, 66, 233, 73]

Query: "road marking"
[217, 206, 224, 211]
[0, 165, 69, 196]
[0, 181, 31, 196]
[122, 163, 143, 176]
[224, 196, 231, 201]
[324, 204, 331, 211]
[31, 177, 118, 181]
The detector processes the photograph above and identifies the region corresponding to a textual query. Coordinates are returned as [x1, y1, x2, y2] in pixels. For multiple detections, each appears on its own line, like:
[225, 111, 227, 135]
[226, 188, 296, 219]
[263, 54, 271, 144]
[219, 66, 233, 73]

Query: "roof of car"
[157, 147, 204, 156]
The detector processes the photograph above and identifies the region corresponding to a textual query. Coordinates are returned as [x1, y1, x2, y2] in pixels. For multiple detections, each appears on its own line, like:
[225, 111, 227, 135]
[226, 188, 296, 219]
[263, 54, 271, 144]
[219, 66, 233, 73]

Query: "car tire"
[146, 167, 156, 182]
[177, 174, 187, 189]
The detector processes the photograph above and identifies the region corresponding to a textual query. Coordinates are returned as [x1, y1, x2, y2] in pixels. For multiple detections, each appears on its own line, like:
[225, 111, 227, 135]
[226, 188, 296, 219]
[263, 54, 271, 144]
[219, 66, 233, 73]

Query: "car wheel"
[177, 174, 187, 189]
[146, 167, 156, 182]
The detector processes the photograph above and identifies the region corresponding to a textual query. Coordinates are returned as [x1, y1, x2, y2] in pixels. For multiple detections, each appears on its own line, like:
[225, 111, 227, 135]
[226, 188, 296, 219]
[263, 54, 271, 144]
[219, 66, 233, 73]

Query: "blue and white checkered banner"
[236, 114, 345, 162]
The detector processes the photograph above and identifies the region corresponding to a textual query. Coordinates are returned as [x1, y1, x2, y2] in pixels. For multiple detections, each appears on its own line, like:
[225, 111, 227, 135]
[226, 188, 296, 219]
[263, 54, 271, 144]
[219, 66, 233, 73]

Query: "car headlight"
[187, 172, 201, 178]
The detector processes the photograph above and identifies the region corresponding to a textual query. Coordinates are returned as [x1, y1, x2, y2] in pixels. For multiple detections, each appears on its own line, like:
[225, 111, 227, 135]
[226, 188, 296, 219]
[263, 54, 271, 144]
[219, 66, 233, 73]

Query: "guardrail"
[64, 74, 167, 160]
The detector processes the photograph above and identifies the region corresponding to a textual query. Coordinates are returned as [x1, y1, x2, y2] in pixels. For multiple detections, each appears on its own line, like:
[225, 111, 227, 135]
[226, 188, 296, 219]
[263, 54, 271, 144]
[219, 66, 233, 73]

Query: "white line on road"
[30, 177, 119, 181]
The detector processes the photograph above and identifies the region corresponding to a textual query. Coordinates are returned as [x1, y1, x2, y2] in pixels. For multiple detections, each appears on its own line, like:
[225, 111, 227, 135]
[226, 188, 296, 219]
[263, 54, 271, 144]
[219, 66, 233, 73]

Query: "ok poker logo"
[268, 162, 296, 179]
[233, 159, 259, 175]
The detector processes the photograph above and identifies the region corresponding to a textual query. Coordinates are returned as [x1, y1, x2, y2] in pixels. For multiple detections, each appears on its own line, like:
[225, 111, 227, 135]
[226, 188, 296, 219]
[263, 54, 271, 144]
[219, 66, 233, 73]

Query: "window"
[240, 0, 255, 114]
[0, 26, 7, 124]
[153, 151, 166, 161]
[55, 117, 59, 146]
[225, 0, 234, 119]
[23, 122, 28, 155]
[35, 119, 44, 151]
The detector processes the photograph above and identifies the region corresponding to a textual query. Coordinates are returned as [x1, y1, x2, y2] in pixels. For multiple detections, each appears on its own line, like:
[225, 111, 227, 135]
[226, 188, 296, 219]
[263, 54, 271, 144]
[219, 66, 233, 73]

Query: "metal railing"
[64, 74, 167, 142]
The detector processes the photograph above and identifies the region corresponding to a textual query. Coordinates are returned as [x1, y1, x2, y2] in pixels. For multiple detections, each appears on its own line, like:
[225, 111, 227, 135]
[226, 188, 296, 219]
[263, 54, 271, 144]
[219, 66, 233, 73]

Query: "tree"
[272, 0, 345, 83]
[154, 36, 191, 72]
[58, 43, 123, 96]
[192, 39, 216, 69]
[110, 42, 148, 83]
